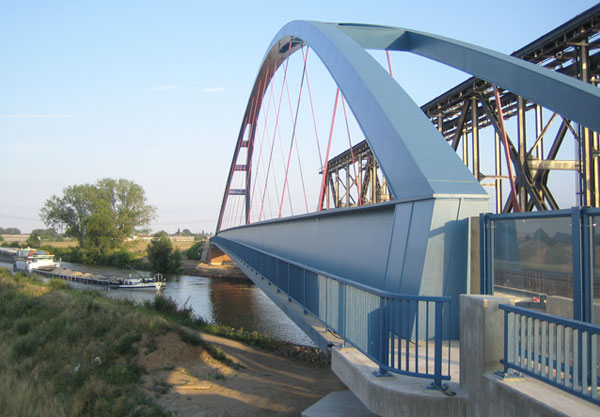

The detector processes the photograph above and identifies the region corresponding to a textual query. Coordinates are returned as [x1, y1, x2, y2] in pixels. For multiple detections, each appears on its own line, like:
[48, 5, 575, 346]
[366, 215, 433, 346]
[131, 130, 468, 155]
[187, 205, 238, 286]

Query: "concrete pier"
[316, 295, 600, 417]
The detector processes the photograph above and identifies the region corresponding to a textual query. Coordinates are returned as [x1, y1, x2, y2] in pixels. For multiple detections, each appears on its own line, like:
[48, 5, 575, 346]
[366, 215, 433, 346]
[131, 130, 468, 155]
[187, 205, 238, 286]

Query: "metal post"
[480, 213, 487, 294]
[462, 131, 469, 168]
[373, 297, 391, 377]
[472, 97, 480, 180]
[582, 208, 592, 323]
[488, 216, 495, 294]
[517, 96, 527, 211]
[535, 104, 544, 159]
[303, 269, 306, 311]
[572, 207, 583, 321]
[358, 154, 363, 204]
[503, 310, 509, 374]
[594, 130, 600, 208]
[346, 164, 351, 207]
[371, 157, 377, 203]
[434, 301, 443, 387]
[495, 132, 503, 213]
[579, 43, 594, 207]
[334, 169, 340, 207]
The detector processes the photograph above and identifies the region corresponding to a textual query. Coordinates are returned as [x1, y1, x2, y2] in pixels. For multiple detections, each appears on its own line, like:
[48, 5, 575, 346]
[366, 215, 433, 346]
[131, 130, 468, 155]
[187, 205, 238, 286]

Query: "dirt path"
[139, 330, 347, 417]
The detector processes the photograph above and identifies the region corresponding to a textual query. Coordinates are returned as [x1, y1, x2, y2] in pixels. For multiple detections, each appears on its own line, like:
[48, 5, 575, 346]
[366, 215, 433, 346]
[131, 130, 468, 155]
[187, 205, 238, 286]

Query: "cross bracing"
[421, 4, 600, 212]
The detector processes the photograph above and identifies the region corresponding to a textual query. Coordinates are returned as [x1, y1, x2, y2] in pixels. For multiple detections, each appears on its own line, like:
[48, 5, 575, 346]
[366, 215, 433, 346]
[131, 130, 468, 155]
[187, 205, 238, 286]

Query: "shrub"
[185, 241, 204, 260]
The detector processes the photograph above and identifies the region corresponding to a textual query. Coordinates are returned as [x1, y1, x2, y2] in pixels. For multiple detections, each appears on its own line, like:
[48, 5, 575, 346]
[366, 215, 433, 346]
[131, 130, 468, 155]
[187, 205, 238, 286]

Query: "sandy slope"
[139, 330, 347, 417]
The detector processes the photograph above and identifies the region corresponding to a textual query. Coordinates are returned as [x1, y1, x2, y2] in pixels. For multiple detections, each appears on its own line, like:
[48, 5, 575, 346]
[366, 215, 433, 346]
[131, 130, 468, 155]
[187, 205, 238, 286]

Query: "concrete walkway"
[302, 391, 379, 417]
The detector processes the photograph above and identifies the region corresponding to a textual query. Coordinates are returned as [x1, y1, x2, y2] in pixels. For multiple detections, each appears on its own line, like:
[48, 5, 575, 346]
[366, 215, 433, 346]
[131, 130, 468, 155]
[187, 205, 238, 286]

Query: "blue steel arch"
[214, 21, 600, 344]
[217, 21, 600, 232]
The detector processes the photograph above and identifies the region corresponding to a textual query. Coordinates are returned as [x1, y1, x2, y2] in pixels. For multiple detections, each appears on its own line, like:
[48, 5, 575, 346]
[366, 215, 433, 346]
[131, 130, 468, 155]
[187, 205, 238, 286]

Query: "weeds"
[0, 267, 170, 417]
[144, 293, 281, 352]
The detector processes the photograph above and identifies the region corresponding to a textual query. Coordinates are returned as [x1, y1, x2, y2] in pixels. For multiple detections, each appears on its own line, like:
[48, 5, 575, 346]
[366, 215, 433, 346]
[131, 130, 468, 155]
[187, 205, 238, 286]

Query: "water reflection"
[0, 260, 313, 346]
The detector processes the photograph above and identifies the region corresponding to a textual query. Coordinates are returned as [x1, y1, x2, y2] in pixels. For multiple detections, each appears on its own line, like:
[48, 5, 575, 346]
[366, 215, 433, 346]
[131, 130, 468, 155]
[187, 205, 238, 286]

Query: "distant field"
[20, 239, 196, 253]
[126, 239, 196, 254]
[39, 241, 79, 248]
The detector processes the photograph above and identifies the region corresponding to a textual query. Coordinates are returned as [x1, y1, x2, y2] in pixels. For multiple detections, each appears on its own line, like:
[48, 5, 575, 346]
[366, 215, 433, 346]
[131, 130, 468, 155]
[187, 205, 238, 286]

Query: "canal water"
[0, 260, 313, 346]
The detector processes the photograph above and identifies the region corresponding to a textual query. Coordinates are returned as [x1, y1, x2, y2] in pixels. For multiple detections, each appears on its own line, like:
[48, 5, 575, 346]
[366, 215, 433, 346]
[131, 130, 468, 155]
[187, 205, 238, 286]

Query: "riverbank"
[0, 268, 344, 416]
[2, 245, 249, 281]
[180, 260, 249, 280]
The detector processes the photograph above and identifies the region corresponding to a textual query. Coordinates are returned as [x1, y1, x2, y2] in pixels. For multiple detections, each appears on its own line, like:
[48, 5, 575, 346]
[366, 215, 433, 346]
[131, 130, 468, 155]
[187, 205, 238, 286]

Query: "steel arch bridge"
[212, 17, 600, 360]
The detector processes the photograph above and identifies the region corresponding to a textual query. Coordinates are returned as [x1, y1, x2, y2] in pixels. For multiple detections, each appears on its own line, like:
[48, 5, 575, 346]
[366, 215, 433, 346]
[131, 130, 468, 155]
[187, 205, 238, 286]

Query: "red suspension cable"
[245, 67, 271, 223]
[279, 47, 308, 218]
[303, 47, 325, 170]
[386, 50, 394, 77]
[318, 88, 340, 211]
[341, 96, 361, 205]
[259, 44, 292, 221]
[494, 86, 521, 212]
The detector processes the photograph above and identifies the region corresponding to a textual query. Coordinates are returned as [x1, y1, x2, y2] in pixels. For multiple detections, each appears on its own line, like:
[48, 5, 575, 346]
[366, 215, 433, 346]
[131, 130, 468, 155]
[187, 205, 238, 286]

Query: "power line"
[0, 213, 41, 221]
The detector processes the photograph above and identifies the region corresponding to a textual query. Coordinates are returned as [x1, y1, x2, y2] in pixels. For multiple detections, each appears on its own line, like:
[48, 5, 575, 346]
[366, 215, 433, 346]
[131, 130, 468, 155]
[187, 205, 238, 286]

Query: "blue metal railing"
[500, 303, 600, 404]
[212, 235, 452, 387]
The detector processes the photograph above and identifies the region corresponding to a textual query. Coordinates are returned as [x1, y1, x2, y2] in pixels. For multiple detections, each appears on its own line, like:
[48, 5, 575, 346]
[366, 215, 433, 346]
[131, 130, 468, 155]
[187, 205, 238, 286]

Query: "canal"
[0, 260, 314, 346]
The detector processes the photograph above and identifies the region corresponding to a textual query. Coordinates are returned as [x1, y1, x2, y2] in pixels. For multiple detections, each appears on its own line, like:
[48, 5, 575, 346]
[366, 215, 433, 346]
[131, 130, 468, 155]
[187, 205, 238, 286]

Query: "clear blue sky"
[0, 0, 596, 234]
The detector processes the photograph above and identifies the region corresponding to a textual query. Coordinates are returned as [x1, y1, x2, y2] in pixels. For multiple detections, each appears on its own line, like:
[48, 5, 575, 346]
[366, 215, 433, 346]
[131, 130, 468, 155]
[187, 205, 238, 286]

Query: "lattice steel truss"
[321, 139, 390, 209]
[421, 5, 600, 212]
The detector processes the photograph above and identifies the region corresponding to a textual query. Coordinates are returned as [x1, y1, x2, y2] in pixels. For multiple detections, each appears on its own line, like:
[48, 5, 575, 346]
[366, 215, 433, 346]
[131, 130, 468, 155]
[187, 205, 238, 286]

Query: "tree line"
[28, 178, 183, 273]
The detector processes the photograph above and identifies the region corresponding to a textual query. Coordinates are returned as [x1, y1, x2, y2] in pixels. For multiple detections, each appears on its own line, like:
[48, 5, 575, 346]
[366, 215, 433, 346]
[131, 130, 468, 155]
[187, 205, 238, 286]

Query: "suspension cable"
[281, 46, 310, 214]
[279, 45, 308, 218]
[494, 86, 521, 212]
[341, 95, 361, 205]
[242, 87, 261, 224]
[248, 69, 275, 223]
[303, 47, 325, 170]
[318, 88, 340, 211]
[259, 41, 292, 221]
[386, 50, 394, 77]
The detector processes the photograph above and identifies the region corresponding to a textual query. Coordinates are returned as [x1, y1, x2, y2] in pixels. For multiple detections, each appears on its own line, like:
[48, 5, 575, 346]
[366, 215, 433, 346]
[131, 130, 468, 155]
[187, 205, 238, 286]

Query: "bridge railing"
[500, 303, 600, 405]
[212, 235, 452, 387]
[480, 207, 600, 323]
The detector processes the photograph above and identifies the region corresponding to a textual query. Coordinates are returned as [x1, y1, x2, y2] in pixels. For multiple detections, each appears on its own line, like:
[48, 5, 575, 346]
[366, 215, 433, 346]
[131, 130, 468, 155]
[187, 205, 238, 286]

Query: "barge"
[32, 267, 165, 290]
[11, 248, 165, 290]
[14, 249, 61, 272]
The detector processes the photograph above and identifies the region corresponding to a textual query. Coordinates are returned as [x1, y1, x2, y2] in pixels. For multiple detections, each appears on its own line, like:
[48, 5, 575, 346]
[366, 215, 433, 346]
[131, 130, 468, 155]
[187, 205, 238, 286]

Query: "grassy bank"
[0, 267, 328, 416]
[0, 268, 199, 416]
[143, 293, 330, 366]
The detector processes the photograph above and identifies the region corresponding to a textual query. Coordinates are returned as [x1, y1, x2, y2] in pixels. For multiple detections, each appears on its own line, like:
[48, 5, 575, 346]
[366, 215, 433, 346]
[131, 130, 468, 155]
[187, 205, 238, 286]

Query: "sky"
[1, 0, 597, 234]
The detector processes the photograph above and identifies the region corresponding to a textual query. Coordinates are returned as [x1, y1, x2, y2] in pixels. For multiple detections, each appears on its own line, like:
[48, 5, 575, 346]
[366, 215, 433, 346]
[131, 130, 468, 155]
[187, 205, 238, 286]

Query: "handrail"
[212, 235, 453, 387]
[501, 304, 600, 334]
[212, 235, 450, 303]
[500, 303, 600, 405]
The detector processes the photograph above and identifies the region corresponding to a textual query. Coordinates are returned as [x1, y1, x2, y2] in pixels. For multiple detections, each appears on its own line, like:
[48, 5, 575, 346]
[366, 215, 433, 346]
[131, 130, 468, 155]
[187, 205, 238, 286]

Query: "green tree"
[30, 228, 61, 241]
[40, 178, 156, 251]
[185, 241, 205, 260]
[84, 204, 120, 258]
[147, 232, 181, 273]
[0, 227, 21, 234]
[40, 183, 99, 247]
[25, 233, 41, 248]
[96, 178, 156, 240]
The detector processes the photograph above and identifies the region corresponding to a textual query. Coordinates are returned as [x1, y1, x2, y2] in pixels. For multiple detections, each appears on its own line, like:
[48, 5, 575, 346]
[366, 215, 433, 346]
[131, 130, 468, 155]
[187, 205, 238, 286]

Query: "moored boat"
[109, 274, 165, 290]
[14, 249, 61, 273]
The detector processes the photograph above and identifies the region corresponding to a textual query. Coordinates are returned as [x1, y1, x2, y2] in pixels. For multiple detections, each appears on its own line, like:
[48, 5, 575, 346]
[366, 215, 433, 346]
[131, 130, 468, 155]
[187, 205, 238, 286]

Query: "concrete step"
[302, 390, 380, 417]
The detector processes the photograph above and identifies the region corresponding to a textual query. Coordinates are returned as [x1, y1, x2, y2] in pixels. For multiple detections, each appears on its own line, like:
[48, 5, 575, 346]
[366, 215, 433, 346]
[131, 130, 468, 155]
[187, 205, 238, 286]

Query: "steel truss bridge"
[212, 6, 600, 384]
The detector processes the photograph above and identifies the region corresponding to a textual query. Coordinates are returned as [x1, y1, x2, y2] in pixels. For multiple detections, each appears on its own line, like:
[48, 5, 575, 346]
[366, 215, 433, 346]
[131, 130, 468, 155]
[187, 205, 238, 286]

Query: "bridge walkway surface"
[242, 247, 599, 417]
[228, 245, 600, 416]
[313, 297, 599, 417]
